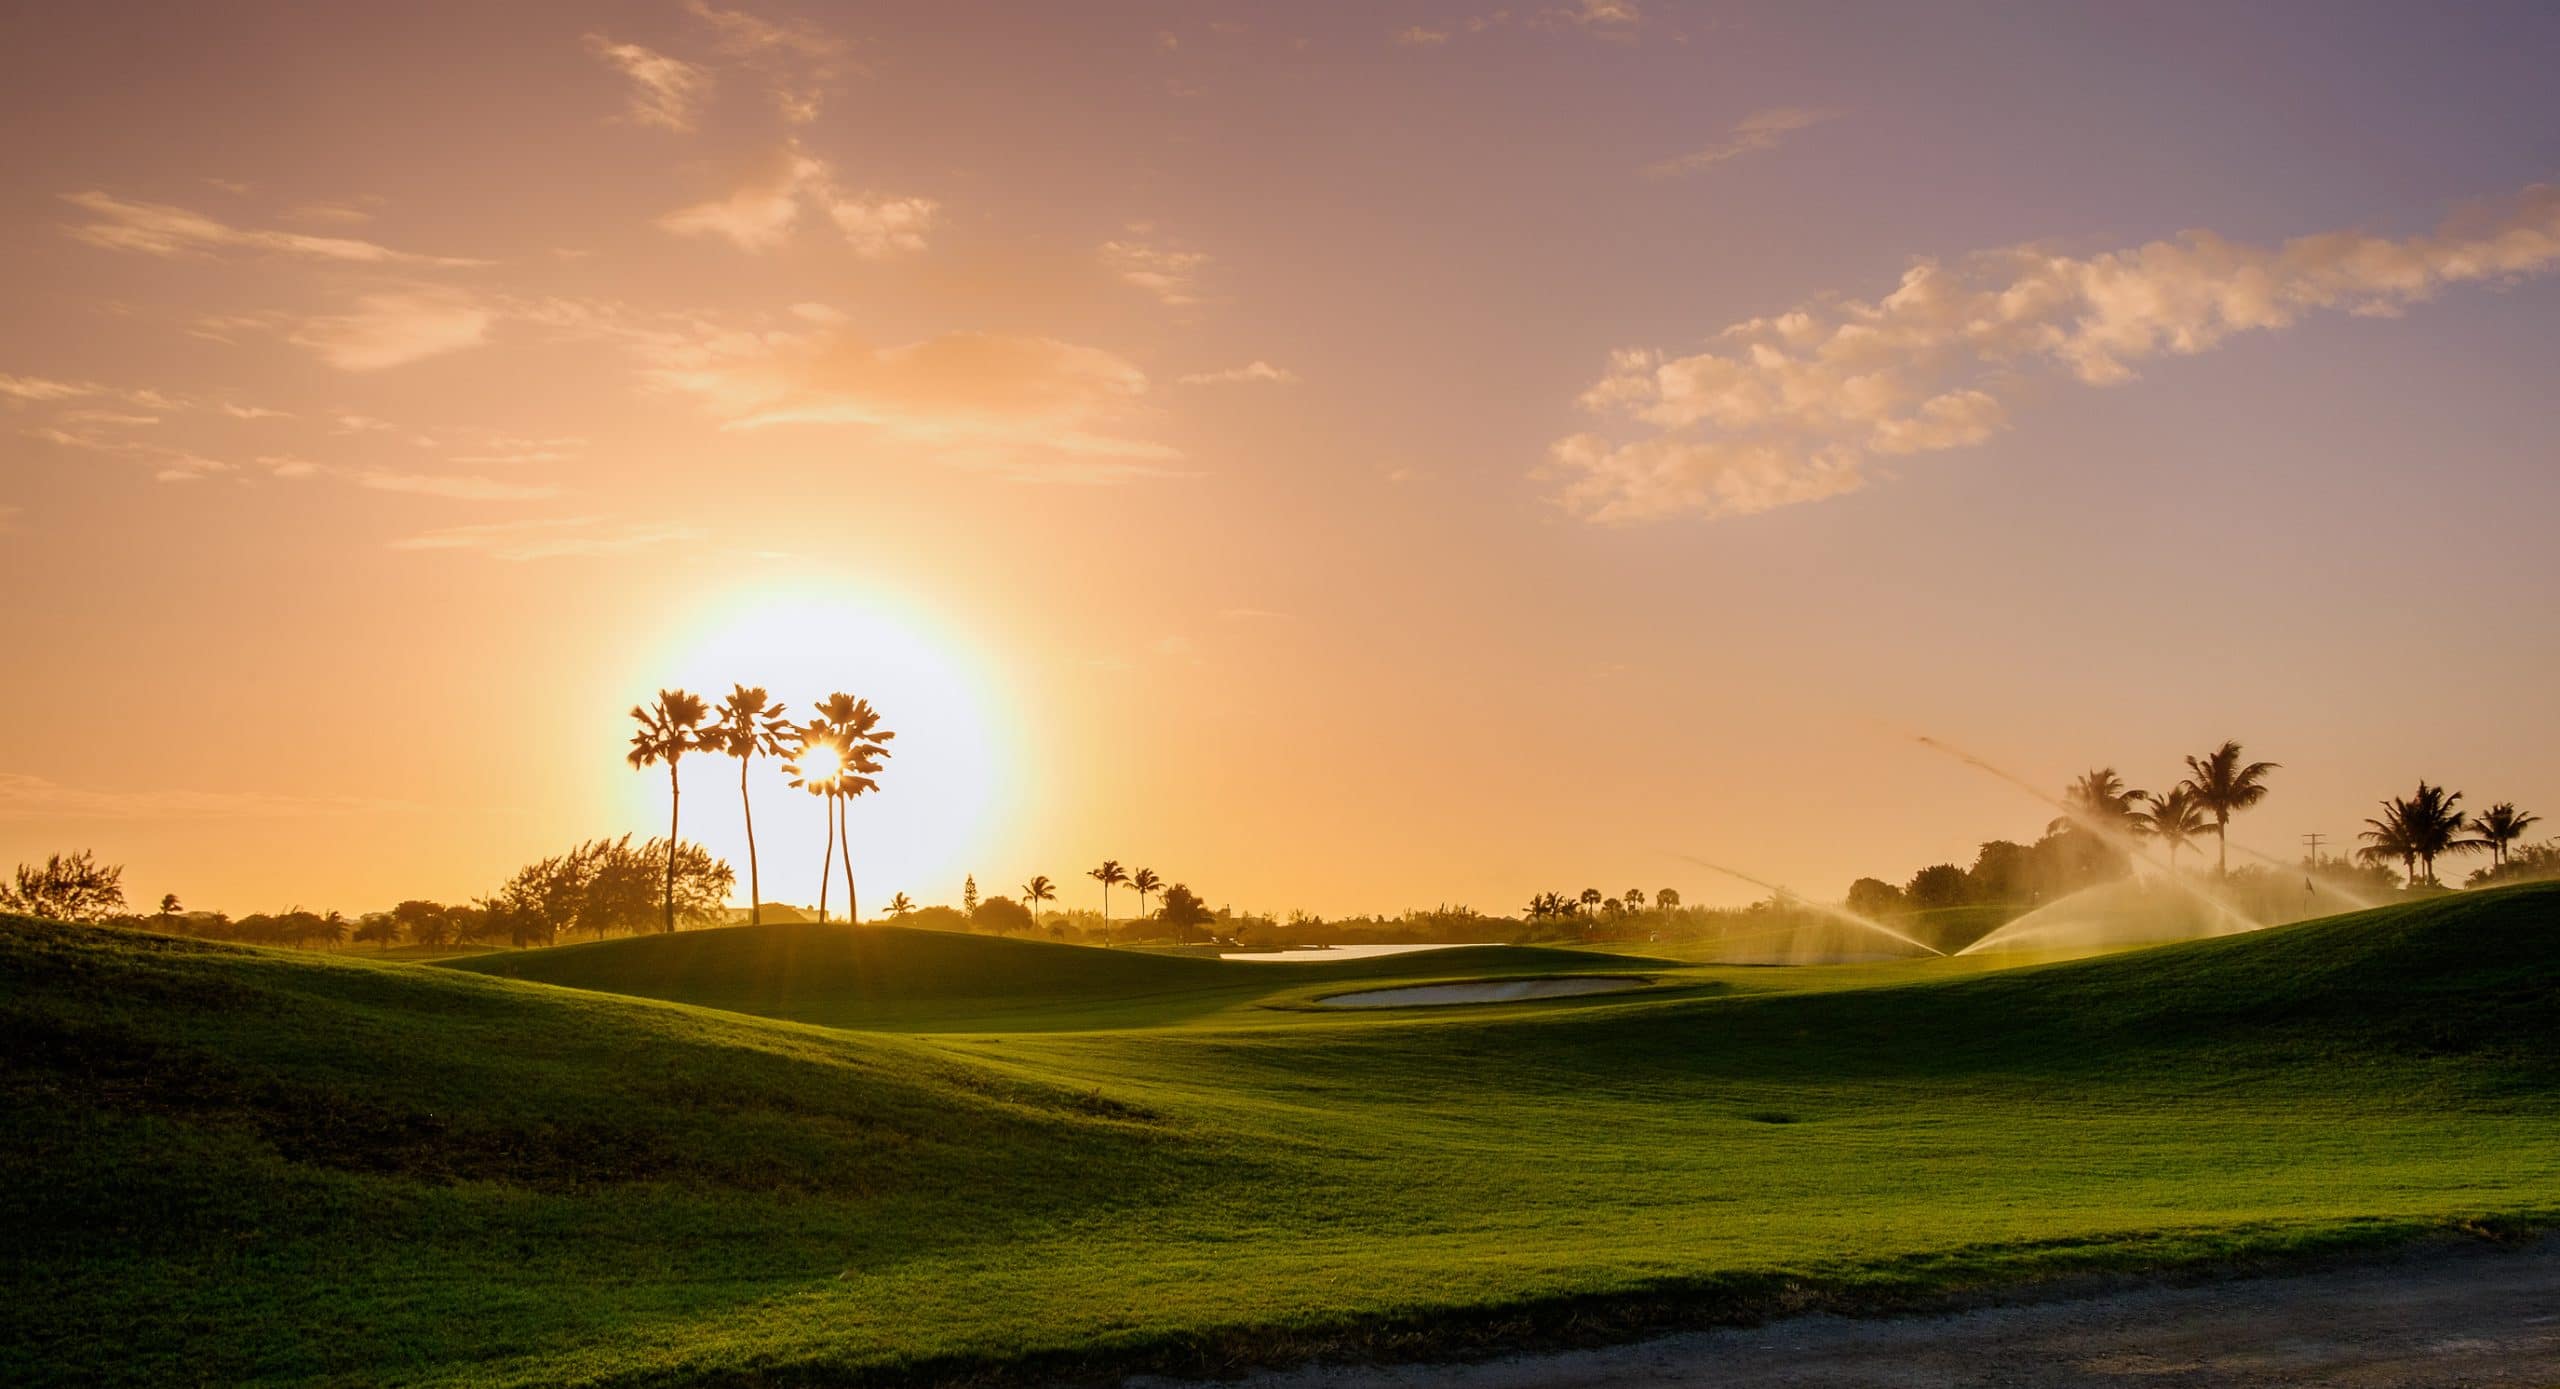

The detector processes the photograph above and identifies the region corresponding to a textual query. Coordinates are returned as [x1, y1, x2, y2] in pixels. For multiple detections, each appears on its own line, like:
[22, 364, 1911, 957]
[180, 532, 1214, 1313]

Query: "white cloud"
[289, 289, 494, 370]
[1643, 107, 1841, 180]
[586, 35, 712, 131]
[1102, 233, 1210, 306]
[60, 191, 483, 265]
[1550, 181, 2560, 522]
[1179, 360, 1298, 385]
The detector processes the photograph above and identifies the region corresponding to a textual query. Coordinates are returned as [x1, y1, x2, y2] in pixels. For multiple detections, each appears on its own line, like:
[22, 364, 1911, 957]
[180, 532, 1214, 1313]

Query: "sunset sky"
[5, 1, 2558, 918]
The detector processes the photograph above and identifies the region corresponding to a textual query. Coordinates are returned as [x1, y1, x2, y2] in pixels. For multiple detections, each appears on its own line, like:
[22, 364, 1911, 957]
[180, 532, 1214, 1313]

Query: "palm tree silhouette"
[2356, 799, 2418, 884]
[1625, 887, 1647, 912]
[1656, 888, 1680, 910]
[783, 718, 847, 924]
[885, 892, 915, 916]
[2363, 782, 2482, 886]
[2051, 768, 2147, 839]
[1089, 861, 1128, 945]
[1131, 867, 1162, 920]
[708, 685, 790, 927]
[2178, 741, 2278, 876]
[627, 688, 712, 934]
[2471, 802, 2541, 870]
[2135, 786, 2211, 870]
[1022, 874, 1056, 931]
[813, 693, 895, 924]
[1578, 887, 1602, 918]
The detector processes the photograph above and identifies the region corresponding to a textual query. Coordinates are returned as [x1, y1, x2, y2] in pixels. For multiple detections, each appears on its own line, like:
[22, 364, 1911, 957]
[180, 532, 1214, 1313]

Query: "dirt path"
[1135, 1241, 2560, 1389]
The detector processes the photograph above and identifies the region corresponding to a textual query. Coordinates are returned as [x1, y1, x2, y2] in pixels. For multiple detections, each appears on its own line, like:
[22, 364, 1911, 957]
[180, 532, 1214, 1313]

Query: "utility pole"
[2301, 832, 2327, 865]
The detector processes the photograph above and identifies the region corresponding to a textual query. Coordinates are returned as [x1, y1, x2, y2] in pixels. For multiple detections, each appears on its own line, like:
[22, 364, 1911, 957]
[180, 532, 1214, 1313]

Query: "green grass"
[439, 924, 1654, 1030]
[5, 885, 2557, 1386]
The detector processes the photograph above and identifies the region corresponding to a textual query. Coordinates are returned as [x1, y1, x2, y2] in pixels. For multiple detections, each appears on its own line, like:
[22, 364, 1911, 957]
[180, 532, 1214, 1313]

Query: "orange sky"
[5, 2, 2559, 917]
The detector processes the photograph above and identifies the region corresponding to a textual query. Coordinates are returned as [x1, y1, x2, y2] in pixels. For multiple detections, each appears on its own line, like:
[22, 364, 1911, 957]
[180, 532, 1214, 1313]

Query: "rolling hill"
[4, 884, 2555, 1386]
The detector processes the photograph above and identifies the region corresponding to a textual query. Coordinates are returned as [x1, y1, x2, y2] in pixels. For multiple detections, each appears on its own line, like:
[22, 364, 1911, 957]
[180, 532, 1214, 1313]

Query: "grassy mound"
[5, 885, 2556, 1386]
[440, 922, 1634, 1030]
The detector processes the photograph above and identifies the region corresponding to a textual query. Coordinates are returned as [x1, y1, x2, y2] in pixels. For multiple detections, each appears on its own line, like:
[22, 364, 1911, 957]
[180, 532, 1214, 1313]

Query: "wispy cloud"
[391, 516, 698, 561]
[1179, 360, 1298, 385]
[641, 316, 1179, 473]
[0, 771, 412, 821]
[1549, 181, 2560, 522]
[586, 35, 712, 131]
[1643, 107, 1841, 180]
[60, 191, 484, 265]
[683, 0, 852, 124]
[1395, 3, 1640, 47]
[288, 288, 494, 370]
[1102, 231, 1210, 306]
[260, 455, 561, 501]
[660, 148, 936, 257]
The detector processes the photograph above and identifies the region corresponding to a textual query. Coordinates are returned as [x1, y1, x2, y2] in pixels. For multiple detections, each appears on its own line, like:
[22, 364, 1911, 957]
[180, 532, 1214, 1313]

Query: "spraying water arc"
[1670, 853, 1948, 957]
[1910, 733, 2264, 936]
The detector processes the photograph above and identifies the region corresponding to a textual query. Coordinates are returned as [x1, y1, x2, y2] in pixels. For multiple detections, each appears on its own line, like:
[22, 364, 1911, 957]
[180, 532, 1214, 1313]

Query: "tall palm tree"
[1579, 887, 1602, 918]
[1022, 874, 1056, 931]
[783, 719, 847, 924]
[2356, 799, 2418, 885]
[627, 688, 712, 934]
[813, 693, 895, 924]
[708, 685, 790, 927]
[2050, 767, 2147, 839]
[1130, 867, 1162, 919]
[2364, 782, 2482, 886]
[1625, 887, 1647, 912]
[2179, 741, 2279, 876]
[1656, 888, 1680, 910]
[2134, 785, 2211, 870]
[1089, 860, 1127, 945]
[2471, 802, 2541, 869]
[885, 892, 916, 916]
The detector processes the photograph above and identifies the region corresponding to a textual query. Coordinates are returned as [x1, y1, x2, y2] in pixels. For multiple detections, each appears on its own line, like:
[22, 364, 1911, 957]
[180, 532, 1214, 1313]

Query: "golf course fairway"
[5, 884, 2555, 1386]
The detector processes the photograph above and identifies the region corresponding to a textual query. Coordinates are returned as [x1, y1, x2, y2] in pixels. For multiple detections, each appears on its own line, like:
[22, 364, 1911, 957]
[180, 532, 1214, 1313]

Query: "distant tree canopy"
[971, 894, 1032, 935]
[1157, 884, 1214, 944]
[1904, 864, 1970, 910]
[2, 851, 126, 924]
[479, 836, 734, 948]
[1845, 877, 1907, 918]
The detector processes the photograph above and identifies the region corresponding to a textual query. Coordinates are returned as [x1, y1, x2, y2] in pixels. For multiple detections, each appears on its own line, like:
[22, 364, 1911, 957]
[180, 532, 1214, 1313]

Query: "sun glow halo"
[622, 591, 1011, 911]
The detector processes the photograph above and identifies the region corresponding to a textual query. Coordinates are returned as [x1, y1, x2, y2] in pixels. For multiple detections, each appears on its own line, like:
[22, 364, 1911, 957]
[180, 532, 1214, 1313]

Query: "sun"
[622, 587, 1012, 910]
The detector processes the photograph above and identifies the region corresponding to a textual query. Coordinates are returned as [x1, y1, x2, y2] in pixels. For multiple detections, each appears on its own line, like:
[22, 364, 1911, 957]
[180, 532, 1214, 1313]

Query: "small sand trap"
[1315, 976, 1650, 1009]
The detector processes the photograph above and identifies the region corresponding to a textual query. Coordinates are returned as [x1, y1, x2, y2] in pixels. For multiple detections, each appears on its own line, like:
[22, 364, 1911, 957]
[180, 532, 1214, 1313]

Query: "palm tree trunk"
[1102, 885, 1111, 947]
[739, 755, 761, 927]
[838, 797, 857, 924]
[817, 796, 834, 925]
[2216, 817, 2228, 877]
[664, 765, 681, 934]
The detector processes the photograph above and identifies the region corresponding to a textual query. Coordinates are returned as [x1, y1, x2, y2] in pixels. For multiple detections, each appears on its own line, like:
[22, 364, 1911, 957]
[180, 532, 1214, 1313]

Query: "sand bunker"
[1315, 976, 1650, 1009]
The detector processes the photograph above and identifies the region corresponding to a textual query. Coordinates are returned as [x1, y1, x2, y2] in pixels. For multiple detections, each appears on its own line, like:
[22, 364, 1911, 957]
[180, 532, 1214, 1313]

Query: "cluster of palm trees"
[2357, 785, 2539, 886]
[1524, 887, 1682, 921]
[1080, 861, 1166, 945]
[627, 685, 895, 931]
[2050, 740, 2541, 891]
[2051, 740, 2281, 873]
